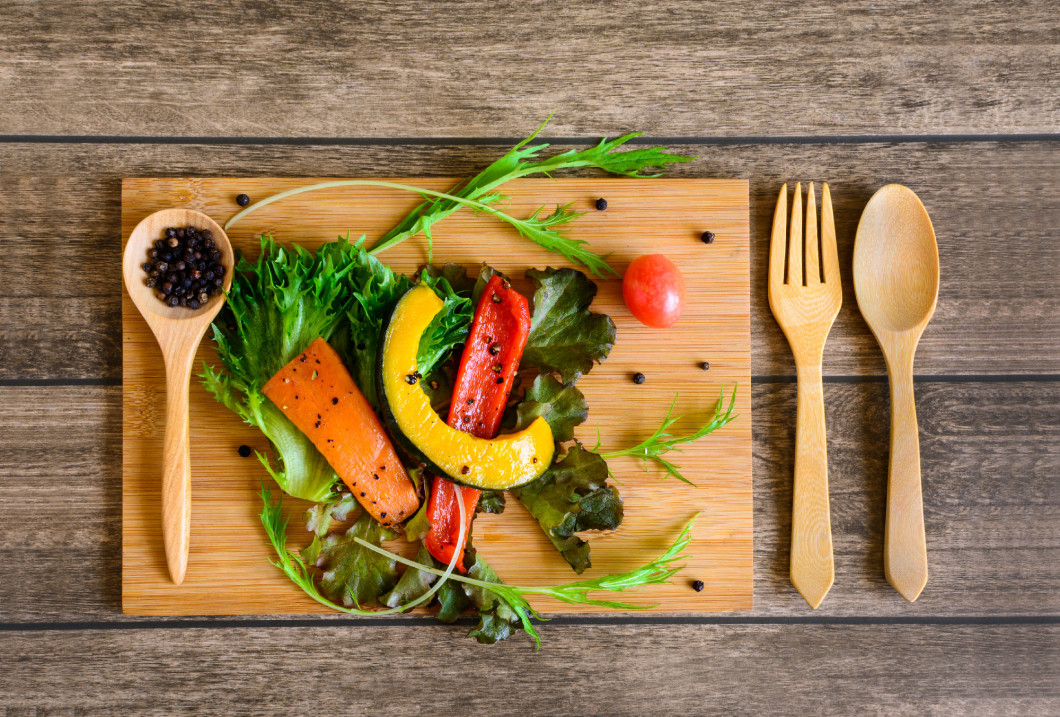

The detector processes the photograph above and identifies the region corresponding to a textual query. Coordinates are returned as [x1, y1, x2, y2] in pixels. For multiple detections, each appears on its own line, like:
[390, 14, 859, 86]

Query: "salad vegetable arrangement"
[202, 119, 738, 647]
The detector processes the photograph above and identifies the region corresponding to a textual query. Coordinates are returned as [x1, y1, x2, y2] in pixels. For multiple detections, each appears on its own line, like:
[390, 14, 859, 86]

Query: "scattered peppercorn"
[691, 580, 705, 592]
[237, 444, 252, 458]
[700, 361, 710, 371]
[633, 372, 646, 384]
[700, 230, 716, 244]
[491, 293, 502, 303]
[236, 193, 251, 206]
[595, 197, 608, 211]
[495, 377, 504, 384]
[461, 465, 470, 475]
[141, 225, 225, 310]
[488, 342, 501, 355]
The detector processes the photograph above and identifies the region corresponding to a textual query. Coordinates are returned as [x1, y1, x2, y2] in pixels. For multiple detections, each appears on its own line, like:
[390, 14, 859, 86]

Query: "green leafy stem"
[600, 385, 739, 486]
[225, 179, 614, 276]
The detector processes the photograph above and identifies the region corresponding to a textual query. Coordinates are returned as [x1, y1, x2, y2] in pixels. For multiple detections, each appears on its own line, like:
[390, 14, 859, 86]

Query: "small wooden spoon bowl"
[122, 208, 235, 585]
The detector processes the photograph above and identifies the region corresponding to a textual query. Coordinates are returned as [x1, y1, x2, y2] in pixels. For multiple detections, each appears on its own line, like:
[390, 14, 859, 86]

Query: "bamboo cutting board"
[122, 177, 751, 615]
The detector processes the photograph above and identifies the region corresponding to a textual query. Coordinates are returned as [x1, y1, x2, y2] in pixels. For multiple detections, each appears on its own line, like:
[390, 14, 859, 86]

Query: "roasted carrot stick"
[263, 337, 419, 526]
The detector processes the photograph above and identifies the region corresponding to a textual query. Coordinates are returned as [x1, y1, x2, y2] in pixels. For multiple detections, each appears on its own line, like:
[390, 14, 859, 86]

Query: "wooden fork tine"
[769, 184, 788, 288]
[821, 183, 839, 285]
[805, 183, 820, 284]
[788, 182, 803, 286]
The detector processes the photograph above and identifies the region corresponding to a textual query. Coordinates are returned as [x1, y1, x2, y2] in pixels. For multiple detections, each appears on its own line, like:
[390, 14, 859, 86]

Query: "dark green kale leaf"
[512, 445, 624, 573]
[511, 373, 589, 443]
[522, 267, 616, 385]
[302, 512, 400, 609]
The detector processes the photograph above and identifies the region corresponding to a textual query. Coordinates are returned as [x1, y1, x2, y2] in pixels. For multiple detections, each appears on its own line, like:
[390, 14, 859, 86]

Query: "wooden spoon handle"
[790, 361, 834, 609]
[161, 346, 196, 585]
[885, 358, 928, 601]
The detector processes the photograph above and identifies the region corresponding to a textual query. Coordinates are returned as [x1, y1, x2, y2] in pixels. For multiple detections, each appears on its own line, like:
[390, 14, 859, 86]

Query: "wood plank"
[1, 624, 1056, 714]
[1, 1, 1058, 137]
[1, 381, 1056, 621]
[3, 140, 1057, 380]
[119, 176, 753, 615]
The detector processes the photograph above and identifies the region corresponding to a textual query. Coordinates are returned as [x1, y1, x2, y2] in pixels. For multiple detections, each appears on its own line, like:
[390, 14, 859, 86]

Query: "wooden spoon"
[853, 185, 939, 602]
[122, 209, 235, 584]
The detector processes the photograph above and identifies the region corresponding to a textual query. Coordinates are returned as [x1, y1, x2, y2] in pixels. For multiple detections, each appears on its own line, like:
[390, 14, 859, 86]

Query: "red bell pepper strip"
[424, 275, 532, 569]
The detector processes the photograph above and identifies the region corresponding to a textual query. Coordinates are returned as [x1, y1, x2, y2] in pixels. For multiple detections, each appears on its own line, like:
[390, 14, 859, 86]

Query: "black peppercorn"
[198, 291, 209, 304]
[167, 236, 180, 248]
[188, 299, 201, 310]
[691, 580, 705, 592]
[491, 293, 502, 303]
[633, 372, 646, 384]
[236, 193, 250, 206]
[700, 361, 710, 371]
[168, 295, 179, 307]
[595, 197, 608, 210]
[700, 231, 715, 244]
[237, 444, 252, 458]
[166, 228, 177, 238]
[488, 342, 501, 355]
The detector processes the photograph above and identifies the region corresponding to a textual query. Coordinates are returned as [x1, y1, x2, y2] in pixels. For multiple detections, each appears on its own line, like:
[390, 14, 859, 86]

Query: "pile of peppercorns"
[142, 226, 226, 309]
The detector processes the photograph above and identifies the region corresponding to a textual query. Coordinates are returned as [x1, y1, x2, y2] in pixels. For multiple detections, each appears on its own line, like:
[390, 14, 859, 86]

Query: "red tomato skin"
[622, 254, 687, 328]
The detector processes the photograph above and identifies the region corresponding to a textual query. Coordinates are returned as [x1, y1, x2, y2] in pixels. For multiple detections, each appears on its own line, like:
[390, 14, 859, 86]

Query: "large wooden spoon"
[122, 209, 235, 584]
[853, 185, 939, 602]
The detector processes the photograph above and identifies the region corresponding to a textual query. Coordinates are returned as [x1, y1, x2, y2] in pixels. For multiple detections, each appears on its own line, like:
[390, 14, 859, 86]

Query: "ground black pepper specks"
[632, 372, 646, 384]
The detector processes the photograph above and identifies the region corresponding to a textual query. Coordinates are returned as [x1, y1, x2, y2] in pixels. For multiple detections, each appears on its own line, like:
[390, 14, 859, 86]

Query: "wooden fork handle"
[884, 357, 928, 602]
[161, 345, 196, 585]
[790, 361, 834, 609]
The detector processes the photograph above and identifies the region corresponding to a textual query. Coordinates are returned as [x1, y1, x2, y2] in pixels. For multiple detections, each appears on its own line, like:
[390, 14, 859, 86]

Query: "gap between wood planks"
[2, 134, 1060, 146]
[2, 615, 1058, 633]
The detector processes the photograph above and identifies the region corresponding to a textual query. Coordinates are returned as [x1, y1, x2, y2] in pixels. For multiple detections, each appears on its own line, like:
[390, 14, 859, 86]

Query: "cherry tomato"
[622, 254, 686, 328]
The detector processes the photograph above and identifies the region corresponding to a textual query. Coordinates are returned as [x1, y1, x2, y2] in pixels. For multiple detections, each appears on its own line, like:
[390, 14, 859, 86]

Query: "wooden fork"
[768, 182, 842, 609]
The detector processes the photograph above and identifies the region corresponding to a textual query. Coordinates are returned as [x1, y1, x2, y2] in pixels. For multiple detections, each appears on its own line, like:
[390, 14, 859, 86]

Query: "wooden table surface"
[1, 2, 1057, 714]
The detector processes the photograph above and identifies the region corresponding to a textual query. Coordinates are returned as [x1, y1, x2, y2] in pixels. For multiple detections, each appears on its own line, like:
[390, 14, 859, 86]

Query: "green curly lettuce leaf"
[203, 234, 379, 502]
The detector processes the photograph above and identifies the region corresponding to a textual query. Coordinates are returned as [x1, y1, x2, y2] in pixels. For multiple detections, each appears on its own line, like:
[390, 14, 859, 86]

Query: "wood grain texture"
[2, 380, 1056, 621]
[3, 140, 1057, 381]
[2, 1, 1058, 137]
[1, 624, 1056, 715]
[120, 177, 752, 615]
